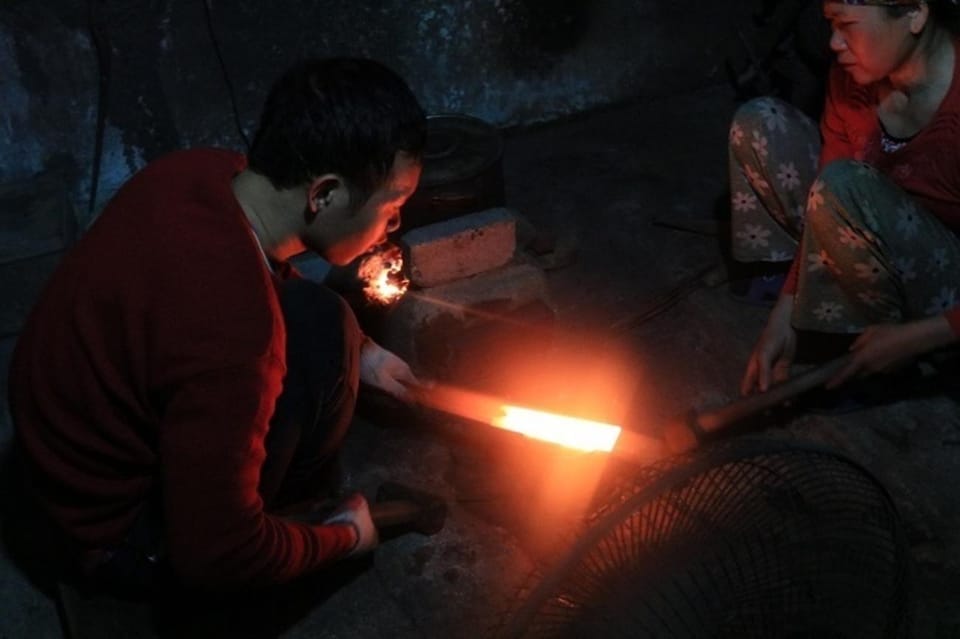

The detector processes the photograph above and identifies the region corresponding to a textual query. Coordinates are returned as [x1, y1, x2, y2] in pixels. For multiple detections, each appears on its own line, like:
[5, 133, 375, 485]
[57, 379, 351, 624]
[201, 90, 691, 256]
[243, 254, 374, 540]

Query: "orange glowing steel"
[358, 246, 409, 304]
[492, 406, 622, 453]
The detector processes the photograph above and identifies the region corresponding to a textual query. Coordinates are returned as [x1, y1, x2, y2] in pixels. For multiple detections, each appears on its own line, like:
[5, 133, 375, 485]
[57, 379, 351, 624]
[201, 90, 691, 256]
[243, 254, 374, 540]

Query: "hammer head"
[373, 481, 447, 536]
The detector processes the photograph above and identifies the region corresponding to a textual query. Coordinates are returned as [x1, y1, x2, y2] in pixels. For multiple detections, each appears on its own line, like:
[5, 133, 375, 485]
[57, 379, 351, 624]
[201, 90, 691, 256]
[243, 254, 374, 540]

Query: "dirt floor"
[2, 82, 959, 638]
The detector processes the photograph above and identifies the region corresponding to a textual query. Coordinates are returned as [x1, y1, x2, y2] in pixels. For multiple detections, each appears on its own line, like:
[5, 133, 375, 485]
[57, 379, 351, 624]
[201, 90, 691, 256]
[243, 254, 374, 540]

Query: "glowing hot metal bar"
[413, 383, 663, 463]
[493, 406, 622, 453]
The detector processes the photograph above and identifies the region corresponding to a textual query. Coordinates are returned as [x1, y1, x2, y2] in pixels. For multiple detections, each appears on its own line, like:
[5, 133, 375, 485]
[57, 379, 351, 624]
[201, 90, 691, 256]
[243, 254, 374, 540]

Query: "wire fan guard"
[498, 438, 911, 638]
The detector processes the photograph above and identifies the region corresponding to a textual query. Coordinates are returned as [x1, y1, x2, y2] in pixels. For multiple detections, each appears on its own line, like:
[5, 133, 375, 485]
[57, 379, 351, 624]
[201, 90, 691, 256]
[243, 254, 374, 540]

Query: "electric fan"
[497, 437, 911, 638]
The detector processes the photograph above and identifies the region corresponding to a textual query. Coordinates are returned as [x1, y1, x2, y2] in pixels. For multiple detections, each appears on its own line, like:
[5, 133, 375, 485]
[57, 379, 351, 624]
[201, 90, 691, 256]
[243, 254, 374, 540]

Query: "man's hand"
[360, 338, 421, 402]
[741, 294, 797, 396]
[322, 493, 378, 556]
[827, 316, 955, 388]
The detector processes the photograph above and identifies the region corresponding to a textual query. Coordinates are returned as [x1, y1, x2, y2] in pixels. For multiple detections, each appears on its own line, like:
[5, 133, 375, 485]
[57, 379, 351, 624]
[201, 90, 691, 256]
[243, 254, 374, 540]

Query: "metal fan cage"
[498, 437, 912, 639]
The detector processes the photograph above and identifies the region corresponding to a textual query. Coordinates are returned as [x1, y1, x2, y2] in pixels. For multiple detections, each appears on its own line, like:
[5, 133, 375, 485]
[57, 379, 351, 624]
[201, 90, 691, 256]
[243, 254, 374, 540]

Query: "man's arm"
[159, 359, 358, 590]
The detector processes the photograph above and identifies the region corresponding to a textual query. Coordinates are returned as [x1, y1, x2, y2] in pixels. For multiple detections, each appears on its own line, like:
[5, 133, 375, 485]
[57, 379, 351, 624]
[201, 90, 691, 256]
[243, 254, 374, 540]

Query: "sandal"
[729, 272, 786, 307]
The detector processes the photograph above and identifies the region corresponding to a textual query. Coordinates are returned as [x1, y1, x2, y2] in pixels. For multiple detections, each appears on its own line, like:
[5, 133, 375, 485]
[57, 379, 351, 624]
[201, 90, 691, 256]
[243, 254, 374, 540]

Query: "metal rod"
[612, 428, 668, 466]
[695, 354, 853, 435]
[409, 356, 852, 469]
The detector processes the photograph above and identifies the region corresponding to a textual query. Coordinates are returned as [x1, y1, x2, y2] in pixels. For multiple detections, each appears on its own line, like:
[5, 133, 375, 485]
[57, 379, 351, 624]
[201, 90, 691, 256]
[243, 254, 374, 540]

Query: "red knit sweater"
[785, 40, 960, 334]
[9, 148, 356, 589]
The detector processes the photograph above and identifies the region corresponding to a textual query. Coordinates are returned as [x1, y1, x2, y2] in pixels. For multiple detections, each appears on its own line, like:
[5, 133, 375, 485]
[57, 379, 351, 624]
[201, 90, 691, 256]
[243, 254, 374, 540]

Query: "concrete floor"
[3, 82, 960, 638]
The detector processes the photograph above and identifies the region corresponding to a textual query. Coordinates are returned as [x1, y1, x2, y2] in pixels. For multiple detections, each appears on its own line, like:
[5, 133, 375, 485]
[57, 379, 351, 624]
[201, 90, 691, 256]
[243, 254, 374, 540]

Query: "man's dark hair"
[929, 1, 960, 31]
[248, 58, 426, 204]
[883, 4, 914, 17]
[884, 2, 960, 32]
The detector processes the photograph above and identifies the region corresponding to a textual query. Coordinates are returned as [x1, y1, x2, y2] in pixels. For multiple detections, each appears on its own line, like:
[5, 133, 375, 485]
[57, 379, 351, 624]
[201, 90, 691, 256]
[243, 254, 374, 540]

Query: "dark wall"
[0, 0, 753, 225]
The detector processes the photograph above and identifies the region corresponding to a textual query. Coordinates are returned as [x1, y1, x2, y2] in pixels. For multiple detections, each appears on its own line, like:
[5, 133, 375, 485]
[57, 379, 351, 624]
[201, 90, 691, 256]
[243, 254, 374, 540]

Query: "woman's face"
[823, 3, 920, 85]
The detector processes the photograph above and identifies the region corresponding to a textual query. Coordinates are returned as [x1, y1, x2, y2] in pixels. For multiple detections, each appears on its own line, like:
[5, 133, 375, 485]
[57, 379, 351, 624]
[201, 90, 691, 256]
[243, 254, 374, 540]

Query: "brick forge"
[380, 208, 556, 395]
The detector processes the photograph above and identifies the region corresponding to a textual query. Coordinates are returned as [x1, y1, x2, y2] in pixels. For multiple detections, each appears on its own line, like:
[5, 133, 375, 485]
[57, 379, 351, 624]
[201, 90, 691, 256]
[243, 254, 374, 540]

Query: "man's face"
[307, 152, 421, 266]
[823, 3, 918, 85]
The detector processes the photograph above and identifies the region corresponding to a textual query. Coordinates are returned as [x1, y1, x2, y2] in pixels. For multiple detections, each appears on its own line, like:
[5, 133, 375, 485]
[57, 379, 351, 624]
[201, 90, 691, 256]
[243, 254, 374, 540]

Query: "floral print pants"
[729, 97, 960, 333]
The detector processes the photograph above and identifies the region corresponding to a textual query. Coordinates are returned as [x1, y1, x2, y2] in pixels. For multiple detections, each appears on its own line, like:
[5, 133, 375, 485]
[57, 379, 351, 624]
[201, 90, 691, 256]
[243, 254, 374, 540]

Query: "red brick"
[379, 262, 553, 379]
[401, 208, 516, 288]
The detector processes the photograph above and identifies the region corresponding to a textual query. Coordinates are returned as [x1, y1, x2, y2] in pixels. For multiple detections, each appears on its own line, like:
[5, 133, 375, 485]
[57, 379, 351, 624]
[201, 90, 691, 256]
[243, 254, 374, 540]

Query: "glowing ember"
[492, 406, 622, 453]
[358, 244, 409, 305]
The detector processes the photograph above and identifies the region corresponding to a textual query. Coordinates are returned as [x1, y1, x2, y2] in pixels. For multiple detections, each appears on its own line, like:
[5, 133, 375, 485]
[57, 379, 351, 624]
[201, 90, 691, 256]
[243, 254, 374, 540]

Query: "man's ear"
[308, 174, 349, 217]
[908, 2, 930, 35]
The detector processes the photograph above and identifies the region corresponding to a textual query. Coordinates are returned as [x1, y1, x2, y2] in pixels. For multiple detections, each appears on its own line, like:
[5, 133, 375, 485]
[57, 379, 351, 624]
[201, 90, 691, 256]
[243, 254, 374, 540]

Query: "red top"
[784, 41, 960, 334]
[9, 148, 356, 589]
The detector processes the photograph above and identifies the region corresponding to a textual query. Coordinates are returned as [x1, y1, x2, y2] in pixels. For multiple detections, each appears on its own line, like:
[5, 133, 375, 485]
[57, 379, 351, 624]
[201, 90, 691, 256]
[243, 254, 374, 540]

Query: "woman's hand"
[741, 294, 797, 396]
[827, 316, 955, 388]
[359, 338, 421, 402]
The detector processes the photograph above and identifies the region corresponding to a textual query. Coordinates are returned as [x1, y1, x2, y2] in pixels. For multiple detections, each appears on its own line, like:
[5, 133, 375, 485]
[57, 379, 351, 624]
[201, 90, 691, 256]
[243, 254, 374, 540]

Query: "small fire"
[492, 406, 622, 453]
[358, 244, 409, 305]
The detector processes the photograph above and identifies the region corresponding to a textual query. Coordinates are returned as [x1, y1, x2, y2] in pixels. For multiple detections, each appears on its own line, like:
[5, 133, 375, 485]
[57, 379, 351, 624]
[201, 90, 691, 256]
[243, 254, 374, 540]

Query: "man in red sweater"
[7, 58, 425, 592]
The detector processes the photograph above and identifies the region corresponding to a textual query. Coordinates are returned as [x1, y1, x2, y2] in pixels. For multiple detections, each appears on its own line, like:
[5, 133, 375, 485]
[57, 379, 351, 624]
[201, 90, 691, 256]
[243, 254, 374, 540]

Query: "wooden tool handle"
[369, 499, 421, 528]
[696, 354, 853, 435]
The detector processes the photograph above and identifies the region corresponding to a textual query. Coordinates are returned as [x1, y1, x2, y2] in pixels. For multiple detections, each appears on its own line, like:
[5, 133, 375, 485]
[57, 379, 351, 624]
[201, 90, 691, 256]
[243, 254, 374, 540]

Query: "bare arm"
[828, 315, 956, 388]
